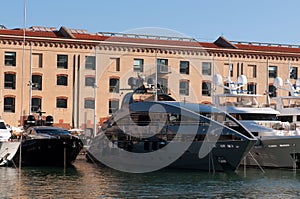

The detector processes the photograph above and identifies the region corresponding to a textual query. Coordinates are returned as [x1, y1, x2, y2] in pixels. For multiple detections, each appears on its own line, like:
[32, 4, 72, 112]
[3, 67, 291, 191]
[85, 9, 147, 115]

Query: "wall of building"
[0, 28, 299, 135]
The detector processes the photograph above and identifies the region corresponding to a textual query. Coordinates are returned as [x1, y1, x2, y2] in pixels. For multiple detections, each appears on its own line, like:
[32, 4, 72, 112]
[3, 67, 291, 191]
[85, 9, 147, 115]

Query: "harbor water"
[1, 156, 300, 198]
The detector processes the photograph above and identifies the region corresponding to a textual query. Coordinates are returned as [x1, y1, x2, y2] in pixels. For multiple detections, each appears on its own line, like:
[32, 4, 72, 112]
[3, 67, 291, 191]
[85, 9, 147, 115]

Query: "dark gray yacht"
[87, 79, 257, 173]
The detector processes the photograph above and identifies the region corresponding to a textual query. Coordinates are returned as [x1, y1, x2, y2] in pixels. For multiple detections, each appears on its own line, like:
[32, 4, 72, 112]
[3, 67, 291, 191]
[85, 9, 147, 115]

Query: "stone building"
[0, 25, 299, 135]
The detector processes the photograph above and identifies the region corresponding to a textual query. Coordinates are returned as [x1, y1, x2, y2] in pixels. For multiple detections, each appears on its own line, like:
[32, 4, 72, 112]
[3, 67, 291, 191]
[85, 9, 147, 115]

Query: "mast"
[21, 0, 26, 124]
[288, 59, 291, 81]
[155, 49, 158, 101]
[93, 46, 97, 137]
[29, 43, 32, 114]
[228, 54, 232, 83]
[266, 58, 270, 105]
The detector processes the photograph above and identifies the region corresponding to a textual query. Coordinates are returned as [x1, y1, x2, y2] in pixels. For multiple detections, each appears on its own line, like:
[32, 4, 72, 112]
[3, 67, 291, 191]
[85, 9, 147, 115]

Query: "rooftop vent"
[0, 25, 7, 29]
[97, 32, 197, 42]
[29, 26, 57, 32]
[68, 29, 89, 34]
[230, 40, 300, 48]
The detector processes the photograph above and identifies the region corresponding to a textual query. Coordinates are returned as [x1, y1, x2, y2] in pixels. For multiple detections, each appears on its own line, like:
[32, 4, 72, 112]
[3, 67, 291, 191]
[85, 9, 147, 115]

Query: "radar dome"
[274, 77, 283, 88]
[237, 75, 247, 85]
[213, 74, 223, 86]
[296, 78, 300, 87]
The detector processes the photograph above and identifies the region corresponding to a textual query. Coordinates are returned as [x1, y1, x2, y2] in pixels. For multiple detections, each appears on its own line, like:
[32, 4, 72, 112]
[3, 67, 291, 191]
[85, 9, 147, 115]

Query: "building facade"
[1, 25, 300, 136]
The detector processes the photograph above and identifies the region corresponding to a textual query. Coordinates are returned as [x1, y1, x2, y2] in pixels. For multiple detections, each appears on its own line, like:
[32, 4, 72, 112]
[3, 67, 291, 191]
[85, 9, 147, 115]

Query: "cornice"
[1, 34, 300, 60]
[0, 36, 95, 50]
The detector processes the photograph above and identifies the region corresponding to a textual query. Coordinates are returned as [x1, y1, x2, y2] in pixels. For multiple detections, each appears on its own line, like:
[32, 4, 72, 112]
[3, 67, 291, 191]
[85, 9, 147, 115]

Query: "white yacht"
[213, 73, 300, 168]
[272, 68, 300, 127]
[0, 119, 20, 166]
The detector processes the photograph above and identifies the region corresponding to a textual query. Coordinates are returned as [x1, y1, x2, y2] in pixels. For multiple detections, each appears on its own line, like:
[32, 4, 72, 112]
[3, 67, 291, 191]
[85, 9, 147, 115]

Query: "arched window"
[4, 72, 16, 89]
[84, 98, 95, 109]
[57, 75, 68, 86]
[5, 52, 16, 66]
[57, 54, 68, 69]
[109, 78, 119, 93]
[202, 81, 211, 96]
[269, 84, 277, 97]
[109, 99, 119, 114]
[133, 58, 144, 72]
[247, 82, 257, 94]
[56, 97, 67, 108]
[179, 80, 189, 96]
[180, 61, 189, 75]
[85, 56, 96, 70]
[158, 78, 168, 94]
[4, 96, 15, 113]
[85, 76, 95, 87]
[32, 74, 42, 90]
[32, 97, 42, 112]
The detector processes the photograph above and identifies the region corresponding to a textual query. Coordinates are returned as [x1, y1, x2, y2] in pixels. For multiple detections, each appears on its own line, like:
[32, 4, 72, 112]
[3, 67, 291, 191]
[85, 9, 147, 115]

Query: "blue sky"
[1, 0, 300, 44]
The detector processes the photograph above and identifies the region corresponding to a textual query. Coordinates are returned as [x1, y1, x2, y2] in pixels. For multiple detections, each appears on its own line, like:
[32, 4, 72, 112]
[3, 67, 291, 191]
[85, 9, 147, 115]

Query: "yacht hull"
[87, 139, 255, 172]
[13, 138, 83, 166]
[244, 136, 300, 168]
[0, 142, 20, 166]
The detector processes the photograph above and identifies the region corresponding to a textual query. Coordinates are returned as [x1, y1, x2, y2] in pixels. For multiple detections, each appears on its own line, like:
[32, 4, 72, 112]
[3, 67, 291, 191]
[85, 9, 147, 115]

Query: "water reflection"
[1, 158, 300, 198]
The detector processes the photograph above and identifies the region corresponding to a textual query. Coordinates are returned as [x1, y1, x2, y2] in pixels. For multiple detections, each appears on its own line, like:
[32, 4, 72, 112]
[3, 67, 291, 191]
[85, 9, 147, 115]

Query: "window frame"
[202, 81, 211, 96]
[85, 56, 96, 70]
[290, 67, 298, 79]
[32, 53, 43, 68]
[32, 75, 42, 90]
[57, 75, 68, 86]
[180, 61, 189, 75]
[224, 63, 234, 77]
[4, 73, 16, 89]
[157, 58, 169, 73]
[179, 80, 189, 96]
[157, 78, 168, 94]
[109, 99, 119, 114]
[247, 82, 257, 94]
[5, 52, 16, 66]
[4, 97, 15, 113]
[31, 98, 42, 112]
[56, 98, 67, 108]
[202, 62, 212, 76]
[268, 66, 277, 78]
[269, 84, 277, 97]
[84, 99, 95, 109]
[248, 64, 257, 78]
[85, 76, 95, 87]
[133, 58, 144, 72]
[109, 78, 120, 93]
[57, 54, 68, 69]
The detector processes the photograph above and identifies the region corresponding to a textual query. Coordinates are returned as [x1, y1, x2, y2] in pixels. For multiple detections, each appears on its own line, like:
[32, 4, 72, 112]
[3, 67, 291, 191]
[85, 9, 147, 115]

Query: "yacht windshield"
[0, 122, 6, 129]
[35, 128, 70, 135]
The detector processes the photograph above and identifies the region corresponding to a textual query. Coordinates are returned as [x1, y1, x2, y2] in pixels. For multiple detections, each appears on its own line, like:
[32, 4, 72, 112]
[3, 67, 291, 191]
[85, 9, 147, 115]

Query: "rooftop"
[1, 25, 300, 55]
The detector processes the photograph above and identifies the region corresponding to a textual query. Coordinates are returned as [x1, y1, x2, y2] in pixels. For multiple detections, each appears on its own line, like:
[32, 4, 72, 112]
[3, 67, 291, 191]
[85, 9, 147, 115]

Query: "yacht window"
[35, 128, 70, 135]
[238, 113, 277, 121]
[0, 122, 6, 129]
[278, 116, 293, 123]
[168, 114, 180, 125]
